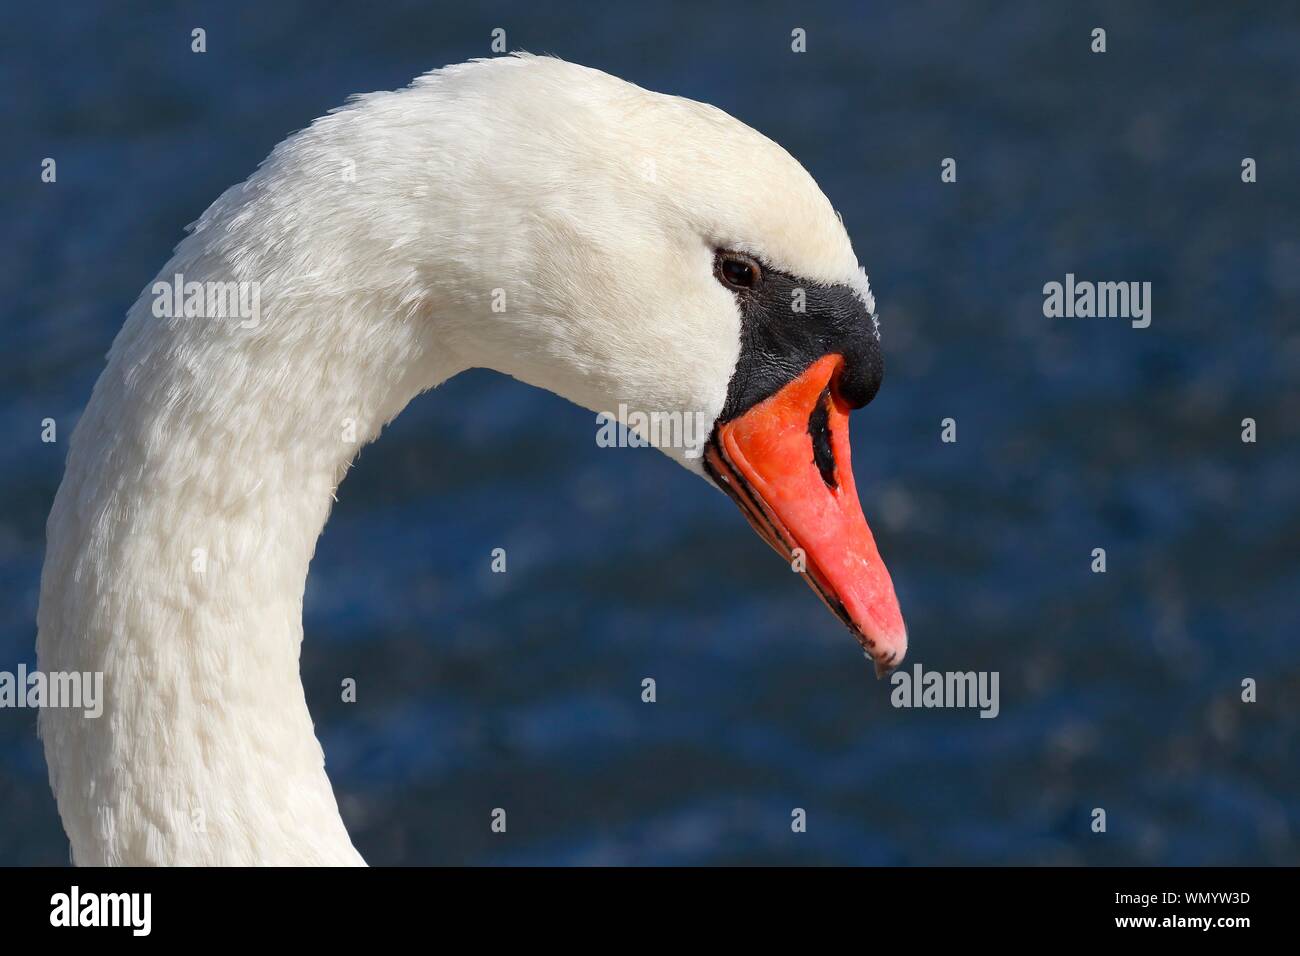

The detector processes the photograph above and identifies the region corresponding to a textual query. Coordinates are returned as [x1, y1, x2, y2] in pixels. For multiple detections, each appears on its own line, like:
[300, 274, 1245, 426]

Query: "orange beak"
[705, 354, 907, 674]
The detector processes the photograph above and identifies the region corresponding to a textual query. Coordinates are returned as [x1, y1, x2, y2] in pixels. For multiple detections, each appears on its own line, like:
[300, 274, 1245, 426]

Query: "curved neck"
[37, 237, 462, 863]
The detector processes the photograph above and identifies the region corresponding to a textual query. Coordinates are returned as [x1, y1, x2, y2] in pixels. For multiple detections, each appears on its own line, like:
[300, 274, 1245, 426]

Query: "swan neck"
[36, 259, 452, 863]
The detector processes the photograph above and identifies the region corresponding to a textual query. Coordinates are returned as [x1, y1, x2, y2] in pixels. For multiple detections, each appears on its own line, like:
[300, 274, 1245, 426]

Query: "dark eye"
[715, 251, 761, 290]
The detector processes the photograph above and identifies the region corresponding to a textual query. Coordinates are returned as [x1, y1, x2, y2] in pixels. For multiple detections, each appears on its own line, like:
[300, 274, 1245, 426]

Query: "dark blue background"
[1, 1, 1297, 865]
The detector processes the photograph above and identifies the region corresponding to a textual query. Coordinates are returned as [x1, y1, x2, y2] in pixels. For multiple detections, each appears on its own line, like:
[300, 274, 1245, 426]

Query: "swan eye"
[716, 252, 761, 290]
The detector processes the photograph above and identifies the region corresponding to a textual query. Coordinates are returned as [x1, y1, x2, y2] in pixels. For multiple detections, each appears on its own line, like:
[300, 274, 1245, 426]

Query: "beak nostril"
[807, 387, 837, 489]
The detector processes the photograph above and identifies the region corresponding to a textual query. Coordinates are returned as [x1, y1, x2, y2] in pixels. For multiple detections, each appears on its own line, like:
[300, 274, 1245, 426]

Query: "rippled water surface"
[1, 1, 1297, 864]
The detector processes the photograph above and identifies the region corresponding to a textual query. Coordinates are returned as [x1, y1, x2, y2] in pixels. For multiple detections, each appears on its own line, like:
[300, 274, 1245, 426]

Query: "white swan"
[36, 54, 906, 865]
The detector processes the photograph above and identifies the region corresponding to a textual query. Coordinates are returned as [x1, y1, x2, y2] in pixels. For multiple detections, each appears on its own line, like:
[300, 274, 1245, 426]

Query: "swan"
[36, 54, 907, 865]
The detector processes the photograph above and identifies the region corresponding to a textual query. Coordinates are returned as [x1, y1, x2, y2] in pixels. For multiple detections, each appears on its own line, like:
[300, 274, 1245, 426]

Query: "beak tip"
[872, 651, 901, 679]
[866, 626, 907, 679]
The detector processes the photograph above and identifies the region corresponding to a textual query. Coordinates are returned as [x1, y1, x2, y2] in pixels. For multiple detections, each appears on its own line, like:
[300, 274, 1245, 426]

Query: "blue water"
[1, 2, 1297, 865]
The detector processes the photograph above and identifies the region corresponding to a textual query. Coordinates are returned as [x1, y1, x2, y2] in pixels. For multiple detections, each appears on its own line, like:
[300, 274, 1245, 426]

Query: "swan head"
[288, 54, 906, 669]
[386, 55, 908, 670]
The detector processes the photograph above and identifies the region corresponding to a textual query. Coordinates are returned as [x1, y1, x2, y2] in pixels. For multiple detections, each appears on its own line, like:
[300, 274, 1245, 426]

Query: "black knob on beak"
[834, 332, 884, 410]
